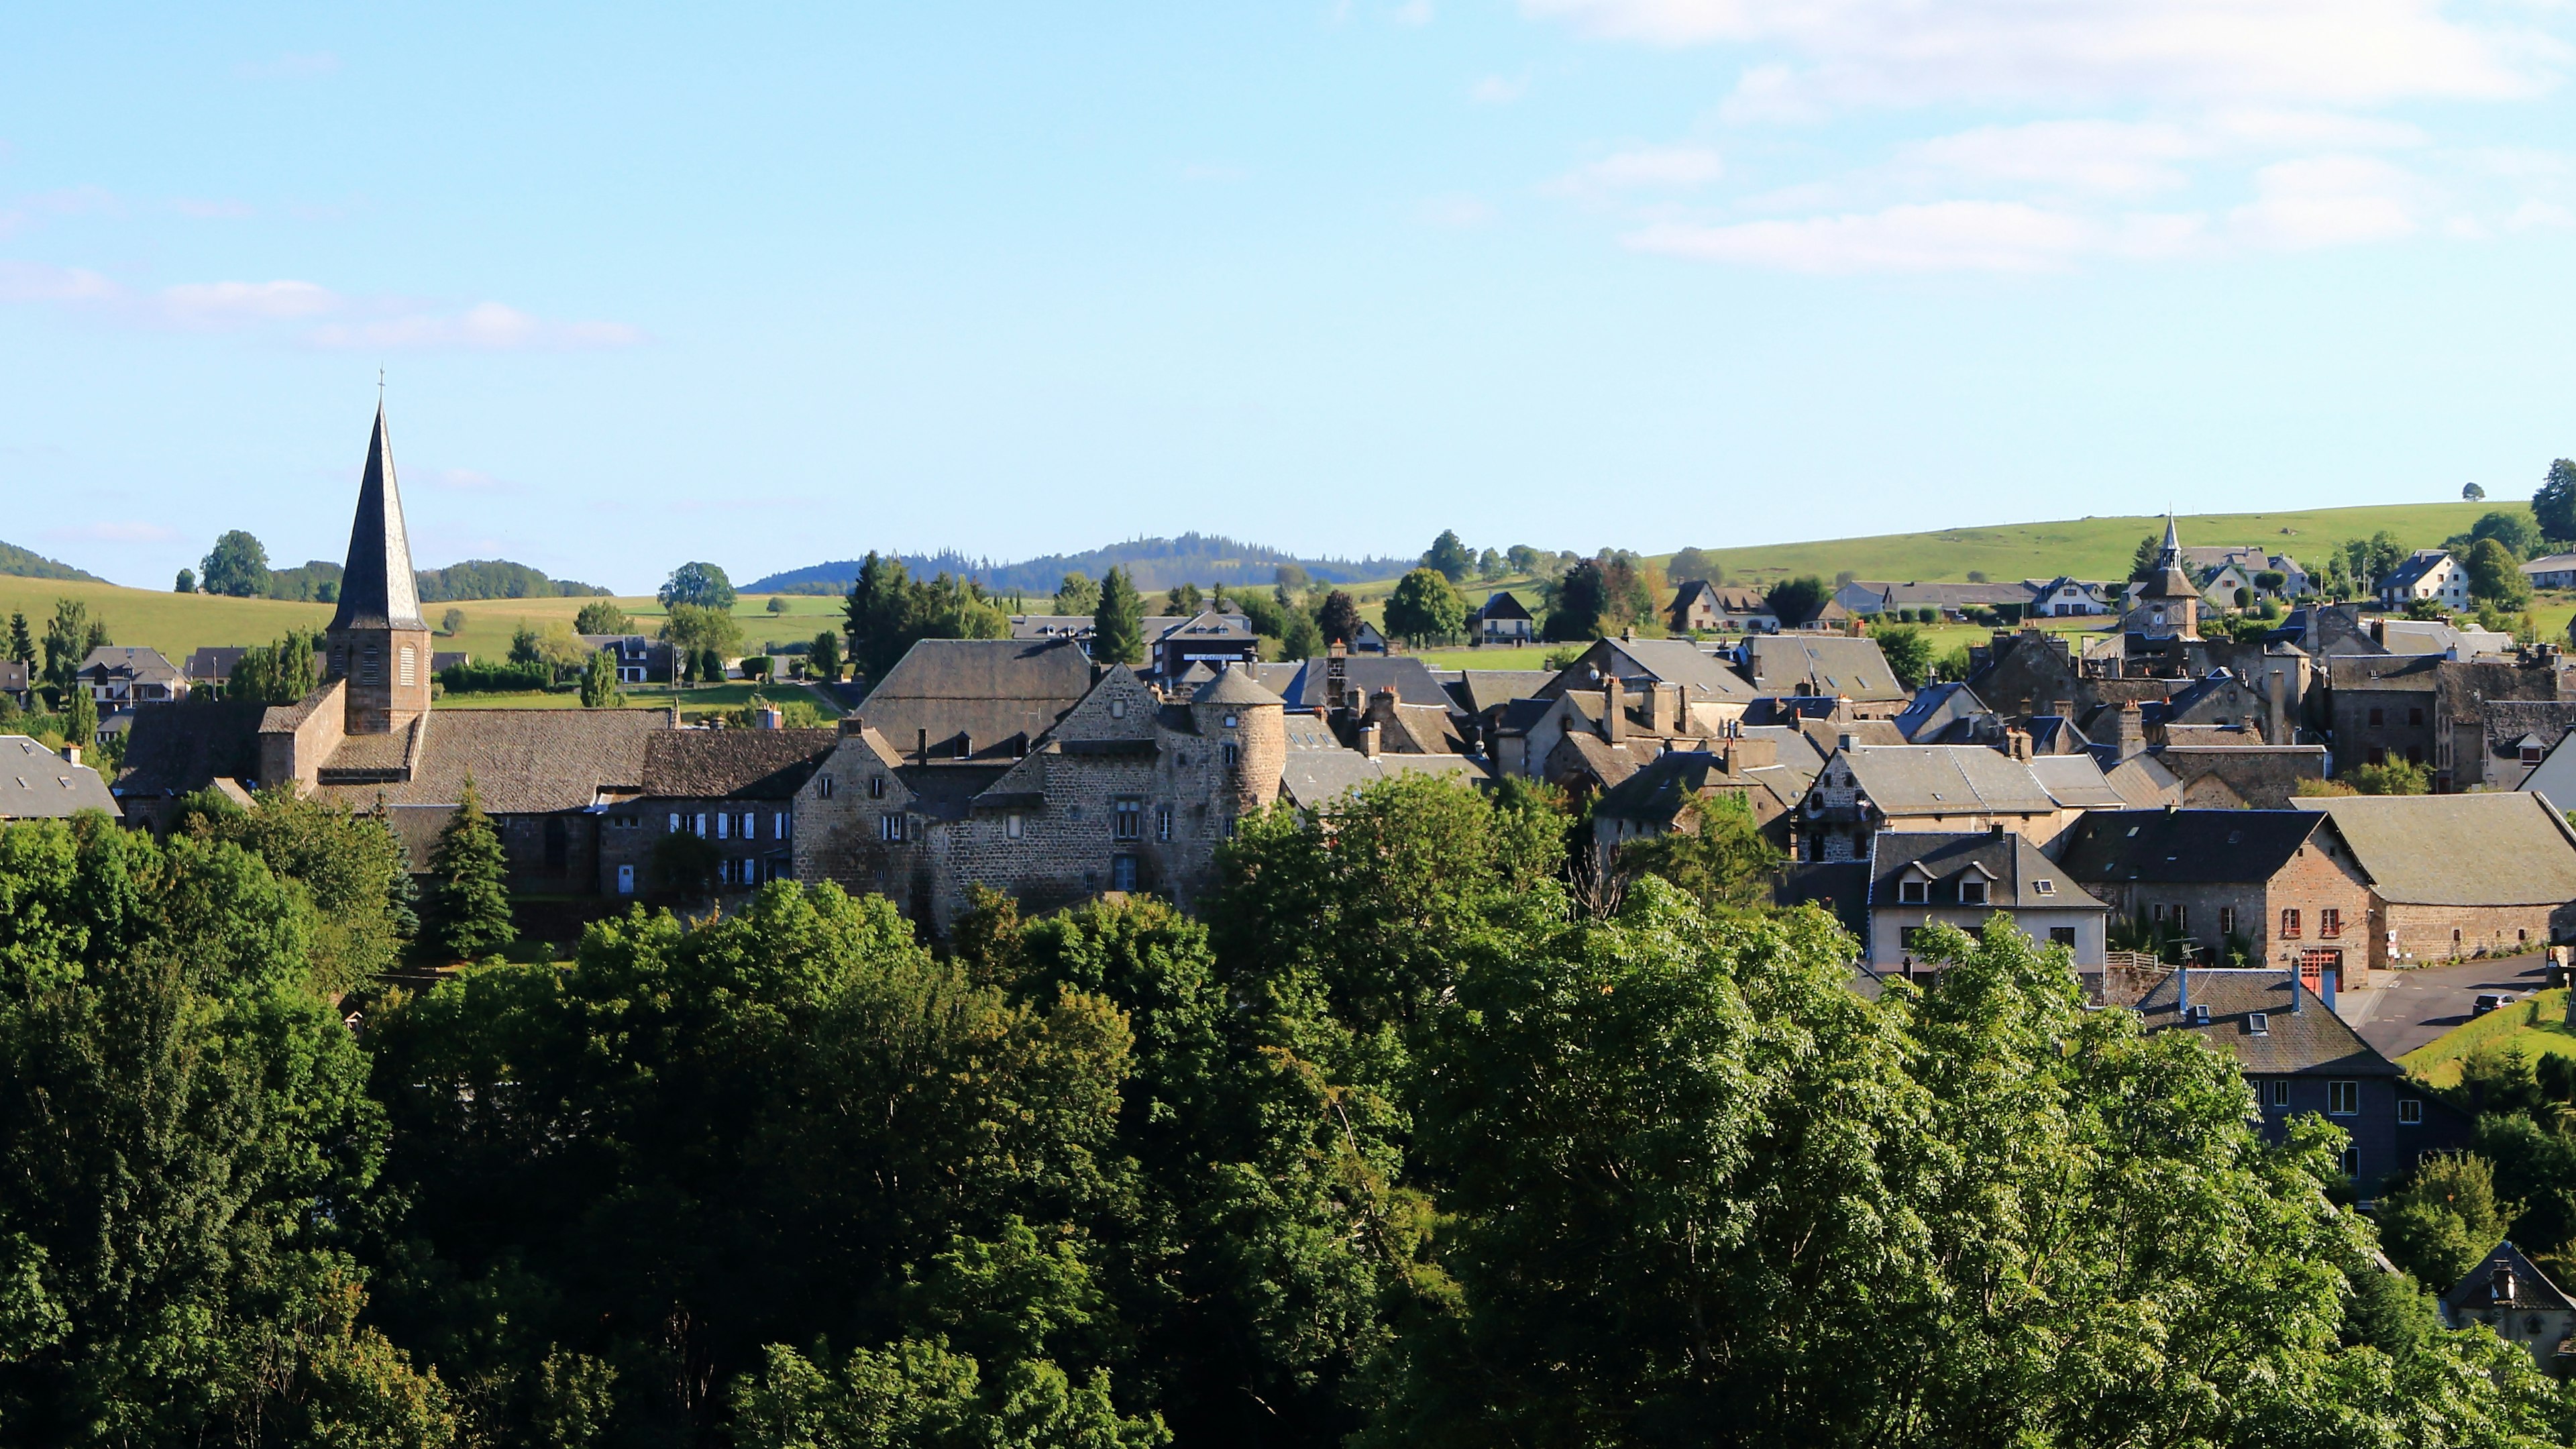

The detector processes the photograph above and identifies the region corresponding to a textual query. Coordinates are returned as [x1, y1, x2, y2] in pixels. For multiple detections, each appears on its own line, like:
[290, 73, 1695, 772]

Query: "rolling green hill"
[1672, 500, 2516, 586]
[0, 539, 105, 583]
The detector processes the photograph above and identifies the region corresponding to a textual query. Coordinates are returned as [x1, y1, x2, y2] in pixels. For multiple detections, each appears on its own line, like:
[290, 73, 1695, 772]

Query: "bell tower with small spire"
[325, 402, 433, 735]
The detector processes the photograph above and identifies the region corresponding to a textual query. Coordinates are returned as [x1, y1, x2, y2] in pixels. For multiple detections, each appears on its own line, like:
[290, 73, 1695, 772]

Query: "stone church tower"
[2125, 514, 2200, 642]
[324, 404, 433, 735]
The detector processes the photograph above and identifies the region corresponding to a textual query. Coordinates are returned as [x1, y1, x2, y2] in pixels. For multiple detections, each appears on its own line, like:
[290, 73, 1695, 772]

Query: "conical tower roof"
[328, 402, 426, 631]
[2142, 512, 2198, 600]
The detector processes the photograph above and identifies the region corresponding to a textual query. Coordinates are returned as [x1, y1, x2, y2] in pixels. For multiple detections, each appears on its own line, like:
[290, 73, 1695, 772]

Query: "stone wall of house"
[2380, 901, 2561, 969]
[600, 798, 797, 900]
[793, 671, 1287, 936]
[2079, 836, 2371, 983]
[2329, 681, 2436, 777]
[258, 680, 346, 789]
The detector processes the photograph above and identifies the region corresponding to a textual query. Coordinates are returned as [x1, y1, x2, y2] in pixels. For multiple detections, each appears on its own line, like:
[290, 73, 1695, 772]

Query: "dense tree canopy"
[7, 773, 2573, 1446]
[1382, 568, 1466, 644]
[2536, 460, 2576, 543]
[201, 529, 272, 598]
[1419, 530, 1473, 583]
[1764, 574, 1833, 628]
[659, 561, 739, 612]
[1091, 566, 1146, 667]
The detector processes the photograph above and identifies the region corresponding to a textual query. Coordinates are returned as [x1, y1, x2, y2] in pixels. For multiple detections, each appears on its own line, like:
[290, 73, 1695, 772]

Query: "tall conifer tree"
[429, 776, 517, 959]
[1092, 566, 1144, 666]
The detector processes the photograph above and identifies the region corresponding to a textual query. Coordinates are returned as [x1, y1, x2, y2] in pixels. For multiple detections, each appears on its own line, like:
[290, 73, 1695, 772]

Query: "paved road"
[2353, 953, 2553, 1059]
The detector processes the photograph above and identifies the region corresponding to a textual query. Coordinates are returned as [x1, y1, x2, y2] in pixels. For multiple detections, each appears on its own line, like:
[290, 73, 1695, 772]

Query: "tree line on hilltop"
[6, 776, 2576, 1446]
[175, 529, 608, 603]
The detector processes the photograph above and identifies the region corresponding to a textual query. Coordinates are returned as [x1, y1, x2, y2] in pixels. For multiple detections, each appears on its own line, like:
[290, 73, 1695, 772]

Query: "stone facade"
[2076, 827, 2371, 988]
[794, 665, 1286, 935]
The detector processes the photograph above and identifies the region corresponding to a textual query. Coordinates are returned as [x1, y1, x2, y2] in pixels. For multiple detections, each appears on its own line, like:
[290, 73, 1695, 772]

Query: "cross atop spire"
[327, 400, 426, 632]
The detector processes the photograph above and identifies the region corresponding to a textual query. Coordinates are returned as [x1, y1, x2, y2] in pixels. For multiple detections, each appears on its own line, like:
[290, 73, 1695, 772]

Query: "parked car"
[2474, 992, 2519, 1016]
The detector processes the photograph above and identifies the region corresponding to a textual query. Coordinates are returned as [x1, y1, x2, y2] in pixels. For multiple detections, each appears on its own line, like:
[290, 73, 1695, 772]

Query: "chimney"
[2111, 702, 2147, 761]
[916, 727, 929, 763]
[60, 743, 80, 767]
[2265, 668, 2288, 745]
[1603, 676, 1626, 745]
[1360, 722, 1381, 758]
[2051, 698, 2073, 720]
[2006, 727, 2031, 761]
[1648, 681, 1679, 736]
[2288, 962, 2302, 1013]
[2178, 962, 2190, 1015]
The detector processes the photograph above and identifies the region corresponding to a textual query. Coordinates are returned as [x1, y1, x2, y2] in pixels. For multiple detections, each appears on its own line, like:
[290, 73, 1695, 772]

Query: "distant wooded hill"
[747, 535, 1413, 597]
[252, 557, 610, 604]
[0, 540, 105, 583]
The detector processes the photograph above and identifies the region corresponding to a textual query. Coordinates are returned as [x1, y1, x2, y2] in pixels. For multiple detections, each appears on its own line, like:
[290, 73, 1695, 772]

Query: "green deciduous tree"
[1763, 574, 1833, 628]
[2536, 460, 2576, 543]
[659, 561, 737, 611]
[1613, 794, 1782, 914]
[2378, 1153, 2518, 1288]
[1053, 573, 1100, 616]
[201, 529, 272, 597]
[1092, 568, 1144, 667]
[178, 784, 417, 994]
[2469, 537, 2534, 608]
[1420, 530, 1473, 584]
[663, 603, 746, 682]
[427, 777, 515, 960]
[573, 600, 631, 636]
[1312, 590, 1362, 647]
[1542, 560, 1607, 642]
[1667, 546, 1721, 585]
[2465, 481, 2487, 501]
[1383, 568, 1466, 645]
[174, 567, 195, 593]
[1870, 622, 1934, 689]
[809, 629, 844, 682]
[228, 629, 322, 705]
[0, 818, 453, 1446]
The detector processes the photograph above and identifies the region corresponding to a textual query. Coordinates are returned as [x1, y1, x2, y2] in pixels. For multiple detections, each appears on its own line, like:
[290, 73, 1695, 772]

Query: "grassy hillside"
[1670, 501, 2512, 587]
[2399, 989, 2576, 1090]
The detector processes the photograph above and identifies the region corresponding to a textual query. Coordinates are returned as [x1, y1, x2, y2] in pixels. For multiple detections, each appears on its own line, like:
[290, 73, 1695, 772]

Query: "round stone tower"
[1191, 663, 1286, 819]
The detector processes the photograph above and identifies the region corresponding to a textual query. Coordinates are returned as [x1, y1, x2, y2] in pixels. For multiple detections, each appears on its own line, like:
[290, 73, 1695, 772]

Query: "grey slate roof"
[1593, 750, 1803, 825]
[1279, 749, 1487, 809]
[327, 403, 427, 632]
[0, 735, 118, 818]
[1868, 830, 2102, 911]
[1741, 635, 1907, 702]
[1840, 745, 2061, 815]
[1599, 637, 1758, 701]
[77, 646, 182, 684]
[1893, 682, 1988, 741]
[313, 708, 668, 814]
[1450, 669, 1556, 716]
[2136, 969, 2394, 1076]
[2301, 792, 2576, 906]
[1193, 663, 1284, 708]
[114, 700, 270, 797]
[1277, 655, 1454, 710]
[858, 637, 1095, 757]
[2026, 753, 2127, 809]
[2443, 1242, 2576, 1319]
[639, 728, 840, 799]
[2057, 808, 2335, 885]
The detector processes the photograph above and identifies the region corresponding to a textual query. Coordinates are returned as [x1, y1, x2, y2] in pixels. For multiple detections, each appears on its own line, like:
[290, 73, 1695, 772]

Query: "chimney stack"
[1603, 676, 1626, 745]
[2006, 727, 2032, 761]
[1360, 722, 1381, 759]
[2112, 702, 2147, 761]
[60, 743, 80, 767]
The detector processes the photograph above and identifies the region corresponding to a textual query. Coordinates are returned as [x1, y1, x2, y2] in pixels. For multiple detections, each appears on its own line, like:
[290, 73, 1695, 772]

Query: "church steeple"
[328, 402, 426, 633]
[324, 398, 433, 735]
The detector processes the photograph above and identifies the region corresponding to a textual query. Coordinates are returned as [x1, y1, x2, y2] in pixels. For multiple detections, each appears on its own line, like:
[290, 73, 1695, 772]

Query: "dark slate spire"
[328, 402, 425, 631]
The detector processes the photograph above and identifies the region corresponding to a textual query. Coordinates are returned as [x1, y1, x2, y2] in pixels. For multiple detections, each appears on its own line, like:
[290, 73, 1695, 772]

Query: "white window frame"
[2328, 1080, 2359, 1116]
[1959, 879, 1988, 906]
[1898, 878, 1928, 904]
[1006, 813, 1023, 839]
[2269, 1079, 2290, 1108]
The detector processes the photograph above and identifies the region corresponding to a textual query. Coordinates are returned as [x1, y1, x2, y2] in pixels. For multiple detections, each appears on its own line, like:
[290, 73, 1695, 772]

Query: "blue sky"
[3, 2, 2571, 593]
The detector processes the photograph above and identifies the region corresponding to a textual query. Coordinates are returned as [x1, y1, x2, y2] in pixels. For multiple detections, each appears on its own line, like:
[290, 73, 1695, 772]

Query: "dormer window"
[1959, 879, 1988, 906]
[1898, 877, 1929, 904]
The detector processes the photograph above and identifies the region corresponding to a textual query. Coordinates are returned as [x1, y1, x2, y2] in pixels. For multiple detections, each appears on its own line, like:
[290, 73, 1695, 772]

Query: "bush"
[439, 661, 553, 694]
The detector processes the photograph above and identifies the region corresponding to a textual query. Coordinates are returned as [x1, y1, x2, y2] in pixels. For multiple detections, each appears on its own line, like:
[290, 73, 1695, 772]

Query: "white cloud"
[160, 278, 340, 323]
[1471, 74, 1530, 103]
[2228, 154, 2424, 246]
[1627, 201, 2205, 272]
[1524, 0, 2556, 111]
[0, 264, 645, 349]
[1896, 120, 2202, 196]
[0, 260, 117, 303]
[1553, 144, 1726, 193]
[305, 301, 646, 351]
